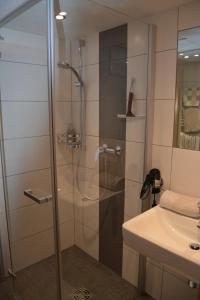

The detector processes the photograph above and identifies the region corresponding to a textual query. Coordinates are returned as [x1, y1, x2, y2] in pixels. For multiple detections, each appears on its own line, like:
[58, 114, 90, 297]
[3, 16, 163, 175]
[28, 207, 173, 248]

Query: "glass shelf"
[117, 114, 145, 119]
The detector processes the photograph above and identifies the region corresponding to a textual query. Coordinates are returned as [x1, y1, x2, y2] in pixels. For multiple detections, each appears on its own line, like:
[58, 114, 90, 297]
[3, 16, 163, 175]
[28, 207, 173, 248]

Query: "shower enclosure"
[0, 0, 154, 299]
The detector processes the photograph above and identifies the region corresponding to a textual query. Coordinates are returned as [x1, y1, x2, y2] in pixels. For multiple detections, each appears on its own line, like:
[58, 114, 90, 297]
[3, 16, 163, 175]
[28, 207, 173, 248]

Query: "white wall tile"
[57, 164, 73, 197]
[161, 271, 197, 300]
[75, 189, 99, 232]
[86, 101, 99, 136]
[60, 220, 74, 250]
[152, 145, 172, 189]
[122, 244, 139, 287]
[154, 50, 177, 100]
[2, 102, 49, 139]
[171, 148, 200, 198]
[126, 100, 146, 143]
[55, 67, 72, 101]
[84, 64, 99, 101]
[72, 64, 99, 101]
[55, 101, 71, 134]
[75, 135, 99, 169]
[0, 28, 47, 65]
[178, 1, 200, 30]
[7, 169, 51, 210]
[71, 35, 99, 67]
[125, 179, 142, 218]
[58, 194, 74, 224]
[125, 141, 144, 183]
[56, 143, 72, 167]
[0, 178, 5, 213]
[146, 262, 163, 300]
[71, 101, 81, 133]
[4, 136, 50, 176]
[126, 118, 146, 143]
[75, 221, 99, 260]
[127, 55, 148, 100]
[84, 34, 99, 66]
[153, 100, 175, 147]
[0, 61, 48, 101]
[0, 213, 11, 274]
[11, 229, 54, 271]
[144, 9, 178, 51]
[128, 21, 148, 57]
[10, 203, 53, 242]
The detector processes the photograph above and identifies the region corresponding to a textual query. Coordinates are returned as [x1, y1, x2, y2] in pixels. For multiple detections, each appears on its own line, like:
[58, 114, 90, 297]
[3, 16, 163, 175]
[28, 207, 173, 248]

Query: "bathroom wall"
[72, 20, 149, 284]
[141, 1, 200, 299]
[72, 35, 100, 260]
[0, 26, 74, 272]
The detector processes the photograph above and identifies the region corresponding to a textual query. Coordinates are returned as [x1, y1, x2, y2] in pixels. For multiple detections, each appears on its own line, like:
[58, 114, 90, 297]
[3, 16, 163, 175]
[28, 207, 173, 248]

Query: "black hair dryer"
[140, 168, 163, 207]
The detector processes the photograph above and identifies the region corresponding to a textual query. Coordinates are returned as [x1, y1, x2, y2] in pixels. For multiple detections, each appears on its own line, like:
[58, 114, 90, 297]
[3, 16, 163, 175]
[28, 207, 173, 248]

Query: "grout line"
[4, 134, 50, 141]
[6, 167, 51, 178]
[10, 219, 74, 244]
[127, 53, 148, 59]
[0, 58, 47, 67]
[1, 100, 49, 103]
[152, 143, 172, 148]
[155, 48, 177, 54]
[125, 178, 142, 185]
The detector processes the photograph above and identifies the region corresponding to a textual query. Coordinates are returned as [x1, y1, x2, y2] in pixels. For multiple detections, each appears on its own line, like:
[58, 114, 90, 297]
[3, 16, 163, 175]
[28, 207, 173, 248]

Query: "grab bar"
[24, 189, 52, 204]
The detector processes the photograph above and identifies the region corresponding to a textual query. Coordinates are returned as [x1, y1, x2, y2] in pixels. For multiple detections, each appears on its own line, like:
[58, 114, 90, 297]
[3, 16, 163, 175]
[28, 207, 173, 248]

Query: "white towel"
[160, 190, 200, 219]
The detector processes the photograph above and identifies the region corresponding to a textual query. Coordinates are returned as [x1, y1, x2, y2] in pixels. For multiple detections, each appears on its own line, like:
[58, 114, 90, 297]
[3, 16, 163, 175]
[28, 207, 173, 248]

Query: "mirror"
[174, 27, 200, 150]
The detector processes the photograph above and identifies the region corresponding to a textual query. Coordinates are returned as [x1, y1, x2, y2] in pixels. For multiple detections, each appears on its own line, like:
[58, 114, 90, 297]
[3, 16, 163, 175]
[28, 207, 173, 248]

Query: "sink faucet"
[197, 202, 200, 229]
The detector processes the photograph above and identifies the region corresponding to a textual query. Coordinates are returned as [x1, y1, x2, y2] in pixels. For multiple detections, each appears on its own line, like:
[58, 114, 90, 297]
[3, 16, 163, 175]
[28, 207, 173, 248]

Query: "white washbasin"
[123, 205, 200, 282]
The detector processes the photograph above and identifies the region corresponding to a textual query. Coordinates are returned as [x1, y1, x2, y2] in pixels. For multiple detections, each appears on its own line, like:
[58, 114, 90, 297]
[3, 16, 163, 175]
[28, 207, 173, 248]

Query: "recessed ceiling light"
[184, 55, 189, 59]
[56, 14, 65, 20]
[179, 53, 184, 56]
[59, 11, 67, 16]
[194, 54, 199, 57]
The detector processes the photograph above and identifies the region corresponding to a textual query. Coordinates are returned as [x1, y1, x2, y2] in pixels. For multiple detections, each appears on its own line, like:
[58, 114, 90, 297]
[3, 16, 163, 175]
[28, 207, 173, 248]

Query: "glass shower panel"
[55, 0, 149, 298]
[0, 1, 59, 299]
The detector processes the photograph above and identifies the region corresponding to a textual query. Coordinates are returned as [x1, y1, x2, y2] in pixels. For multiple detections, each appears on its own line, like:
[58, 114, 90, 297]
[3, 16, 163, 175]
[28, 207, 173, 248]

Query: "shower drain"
[72, 288, 91, 300]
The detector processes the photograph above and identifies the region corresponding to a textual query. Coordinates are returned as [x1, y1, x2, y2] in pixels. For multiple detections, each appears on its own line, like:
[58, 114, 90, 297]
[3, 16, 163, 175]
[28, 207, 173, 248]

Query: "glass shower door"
[0, 1, 61, 299]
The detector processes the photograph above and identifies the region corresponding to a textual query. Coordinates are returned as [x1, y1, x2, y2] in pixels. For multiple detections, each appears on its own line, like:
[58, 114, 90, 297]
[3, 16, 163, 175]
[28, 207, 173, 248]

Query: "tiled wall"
[72, 36, 100, 260]
[142, 1, 200, 299]
[0, 27, 74, 273]
[122, 20, 149, 287]
[71, 20, 149, 285]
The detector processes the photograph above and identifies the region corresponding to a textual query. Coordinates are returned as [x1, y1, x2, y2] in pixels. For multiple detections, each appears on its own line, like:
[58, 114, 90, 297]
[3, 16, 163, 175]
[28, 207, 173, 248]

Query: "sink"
[123, 205, 200, 282]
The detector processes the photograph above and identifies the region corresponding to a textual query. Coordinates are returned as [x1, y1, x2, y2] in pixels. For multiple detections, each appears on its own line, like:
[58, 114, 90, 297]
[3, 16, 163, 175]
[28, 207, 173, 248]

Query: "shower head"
[57, 61, 83, 86]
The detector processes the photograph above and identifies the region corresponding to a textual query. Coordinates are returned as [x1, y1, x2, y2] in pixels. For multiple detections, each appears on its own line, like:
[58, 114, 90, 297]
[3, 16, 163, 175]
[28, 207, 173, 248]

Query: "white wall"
[122, 20, 149, 287]
[0, 27, 74, 272]
[71, 35, 100, 260]
[142, 1, 200, 299]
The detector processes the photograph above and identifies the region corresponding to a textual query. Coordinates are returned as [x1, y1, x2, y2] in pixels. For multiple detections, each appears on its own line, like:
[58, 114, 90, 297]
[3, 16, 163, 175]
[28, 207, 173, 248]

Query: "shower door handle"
[24, 189, 52, 204]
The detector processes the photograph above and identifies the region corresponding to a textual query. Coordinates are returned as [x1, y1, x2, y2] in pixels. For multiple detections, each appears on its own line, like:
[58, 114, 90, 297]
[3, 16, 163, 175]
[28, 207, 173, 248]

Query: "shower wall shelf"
[117, 114, 145, 120]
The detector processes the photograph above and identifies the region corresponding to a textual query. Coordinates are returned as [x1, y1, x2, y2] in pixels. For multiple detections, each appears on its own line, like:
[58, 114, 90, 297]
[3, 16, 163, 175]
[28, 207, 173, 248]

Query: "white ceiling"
[179, 27, 200, 52]
[0, 0, 28, 20]
[88, 0, 194, 18]
[0, 0, 195, 38]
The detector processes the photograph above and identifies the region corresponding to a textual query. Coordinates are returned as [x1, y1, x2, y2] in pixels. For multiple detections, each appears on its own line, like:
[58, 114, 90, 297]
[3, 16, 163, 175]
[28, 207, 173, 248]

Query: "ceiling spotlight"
[56, 14, 65, 20]
[55, 11, 67, 20]
[194, 54, 199, 57]
[59, 11, 67, 16]
[184, 55, 189, 59]
[179, 53, 184, 56]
